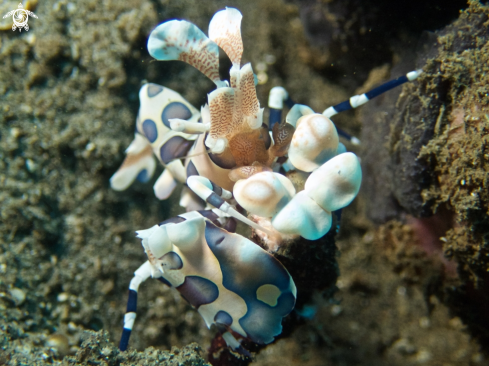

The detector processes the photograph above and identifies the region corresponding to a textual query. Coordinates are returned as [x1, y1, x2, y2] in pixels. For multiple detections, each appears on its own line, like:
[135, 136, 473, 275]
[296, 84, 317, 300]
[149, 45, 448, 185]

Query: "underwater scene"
[1, 0, 489, 365]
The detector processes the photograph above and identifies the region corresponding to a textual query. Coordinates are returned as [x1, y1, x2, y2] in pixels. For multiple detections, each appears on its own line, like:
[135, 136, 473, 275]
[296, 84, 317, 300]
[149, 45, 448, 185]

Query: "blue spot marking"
[204, 222, 226, 246]
[142, 119, 158, 143]
[176, 276, 219, 308]
[204, 133, 236, 169]
[161, 102, 192, 129]
[136, 169, 149, 183]
[204, 221, 295, 344]
[159, 136, 194, 163]
[147, 83, 164, 97]
[204, 222, 290, 291]
[214, 310, 233, 326]
[186, 160, 199, 177]
[160, 251, 183, 270]
[238, 292, 296, 344]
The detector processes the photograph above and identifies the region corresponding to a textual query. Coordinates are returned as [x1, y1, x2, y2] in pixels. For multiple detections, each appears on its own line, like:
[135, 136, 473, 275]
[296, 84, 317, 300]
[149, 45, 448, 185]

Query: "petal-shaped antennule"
[206, 87, 235, 152]
[237, 63, 262, 129]
[209, 7, 243, 67]
[304, 152, 362, 212]
[148, 20, 226, 88]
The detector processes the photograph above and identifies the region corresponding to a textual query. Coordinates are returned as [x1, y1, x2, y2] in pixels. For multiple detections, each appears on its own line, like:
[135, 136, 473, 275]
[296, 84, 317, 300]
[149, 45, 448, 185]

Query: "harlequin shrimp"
[119, 209, 297, 356]
[113, 7, 422, 354]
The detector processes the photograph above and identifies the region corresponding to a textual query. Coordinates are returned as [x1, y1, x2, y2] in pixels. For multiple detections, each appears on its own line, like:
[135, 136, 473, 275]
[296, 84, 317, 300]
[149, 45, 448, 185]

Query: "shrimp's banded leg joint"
[267, 69, 422, 146]
[268, 86, 295, 127]
[119, 261, 152, 351]
[322, 69, 423, 119]
[186, 175, 274, 236]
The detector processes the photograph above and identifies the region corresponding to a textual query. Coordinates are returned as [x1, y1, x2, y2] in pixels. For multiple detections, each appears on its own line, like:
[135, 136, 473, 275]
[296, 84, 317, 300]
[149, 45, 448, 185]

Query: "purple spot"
[159, 136, 194, 163]
[239, 292, 296, 344]
[147, 83, 164, 97]
[142, 119, 158, 143]
[214, 310, 233, 326]
[160, 251, 183, 270]
[208, 151, 236, 170]
[161, 102, 192, 129]
[203, 221, 296, 344]
[136, 169, 149, 183]
[176, 276, 219, 308]
[204, 134, 236, 169]
[204, 222, 227, 247]
[186, 160, 199, 177]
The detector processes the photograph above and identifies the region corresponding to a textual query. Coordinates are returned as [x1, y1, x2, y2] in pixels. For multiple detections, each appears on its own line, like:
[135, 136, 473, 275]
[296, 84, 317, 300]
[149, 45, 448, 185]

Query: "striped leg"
[278, 98, 361, 146]
[268, 86, 295, 128]
[336, 128, 361, 146]
[322, 69, 423, 118]
[187, 175, 274, 236]
[119, 261, 152, 351]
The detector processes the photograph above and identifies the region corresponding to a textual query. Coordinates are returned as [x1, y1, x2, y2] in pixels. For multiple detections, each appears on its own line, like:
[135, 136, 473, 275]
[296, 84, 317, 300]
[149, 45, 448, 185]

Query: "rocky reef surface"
[0, 0, 487, 365]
